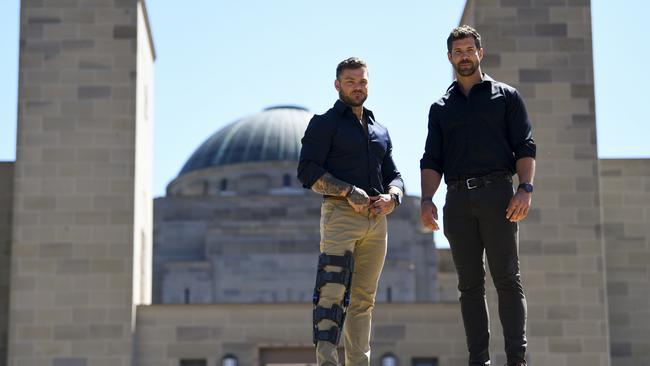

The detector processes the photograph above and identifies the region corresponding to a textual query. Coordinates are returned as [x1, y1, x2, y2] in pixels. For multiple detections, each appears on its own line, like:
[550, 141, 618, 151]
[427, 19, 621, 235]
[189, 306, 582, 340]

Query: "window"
[220, 178, 228, 191]
[184, 288, 190, 304]
[412, 357, 438, 366]
[382, 353, 398, 366]
[179, 360, 206, 366]
[222, 355, 238, 366]
[386, 286, 392, 303]
[283, 173, 291, 187]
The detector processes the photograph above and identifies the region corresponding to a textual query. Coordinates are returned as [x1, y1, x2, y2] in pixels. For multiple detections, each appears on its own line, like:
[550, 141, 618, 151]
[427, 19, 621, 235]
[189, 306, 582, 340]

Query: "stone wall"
[8, 1, 154, 365]
[600, 159, 650, 366]
[135, 303, 468, 366]
[435, 248, 459, 302]
[154, 161, 437, 304]
[460, 1, 610, 365]
[0, 163, 14, 366]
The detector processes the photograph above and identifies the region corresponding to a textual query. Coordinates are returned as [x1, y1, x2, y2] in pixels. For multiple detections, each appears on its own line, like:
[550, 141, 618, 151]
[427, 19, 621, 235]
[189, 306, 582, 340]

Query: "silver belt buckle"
[466, 177, 479, 190]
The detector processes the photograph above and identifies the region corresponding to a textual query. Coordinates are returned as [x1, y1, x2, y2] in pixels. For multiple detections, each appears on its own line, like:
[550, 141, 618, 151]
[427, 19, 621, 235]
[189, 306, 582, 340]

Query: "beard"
[339, 90, 367, 107]
[454, 59, 479, 77]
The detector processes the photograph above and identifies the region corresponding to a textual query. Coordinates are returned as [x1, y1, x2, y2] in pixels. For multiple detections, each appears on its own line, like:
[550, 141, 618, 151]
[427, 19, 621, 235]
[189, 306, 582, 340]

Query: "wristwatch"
[390, 193, 402, 206]
[517, 182, 534, 193]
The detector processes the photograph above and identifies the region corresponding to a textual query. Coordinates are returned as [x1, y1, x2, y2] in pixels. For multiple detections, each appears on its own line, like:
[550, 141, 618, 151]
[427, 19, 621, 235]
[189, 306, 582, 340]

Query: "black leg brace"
[312, 251, 354, 345]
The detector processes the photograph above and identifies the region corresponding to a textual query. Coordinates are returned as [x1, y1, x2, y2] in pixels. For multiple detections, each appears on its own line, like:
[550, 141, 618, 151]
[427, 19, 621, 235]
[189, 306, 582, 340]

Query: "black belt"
[447, 173, 512, 191]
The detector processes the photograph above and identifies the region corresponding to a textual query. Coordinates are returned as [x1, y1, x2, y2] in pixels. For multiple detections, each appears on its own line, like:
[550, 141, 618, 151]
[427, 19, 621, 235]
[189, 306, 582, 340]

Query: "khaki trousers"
[315, 198, 387, 366]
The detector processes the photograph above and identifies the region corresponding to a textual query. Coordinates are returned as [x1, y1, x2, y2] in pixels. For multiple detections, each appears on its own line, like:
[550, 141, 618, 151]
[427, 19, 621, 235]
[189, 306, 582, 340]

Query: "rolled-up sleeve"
[381, 136, 405, 193]
[420, 105, 444, 175]
[297, 115, 335, 189]
[506, 90, 536, 160]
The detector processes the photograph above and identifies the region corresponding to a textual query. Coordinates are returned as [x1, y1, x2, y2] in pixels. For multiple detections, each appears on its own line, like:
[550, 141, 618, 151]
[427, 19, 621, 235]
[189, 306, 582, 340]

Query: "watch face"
[519, 183, 533, 193]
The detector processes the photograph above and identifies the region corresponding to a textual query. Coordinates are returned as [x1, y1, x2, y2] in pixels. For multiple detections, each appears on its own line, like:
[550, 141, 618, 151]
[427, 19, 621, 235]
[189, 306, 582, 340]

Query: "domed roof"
[178, 106, 312, 176]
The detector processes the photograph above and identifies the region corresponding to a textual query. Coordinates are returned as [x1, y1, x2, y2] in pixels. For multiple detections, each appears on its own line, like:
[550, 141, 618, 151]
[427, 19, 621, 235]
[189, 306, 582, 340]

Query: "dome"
[178, 106, 312, 176]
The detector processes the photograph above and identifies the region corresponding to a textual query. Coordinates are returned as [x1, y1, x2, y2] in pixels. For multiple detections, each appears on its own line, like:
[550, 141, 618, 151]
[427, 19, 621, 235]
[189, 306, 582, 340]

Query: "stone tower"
[0, 164, 14, 366]
[8, 0, 154, 365]
[600, 159, 650, 365]
[461, 1, 610, 365]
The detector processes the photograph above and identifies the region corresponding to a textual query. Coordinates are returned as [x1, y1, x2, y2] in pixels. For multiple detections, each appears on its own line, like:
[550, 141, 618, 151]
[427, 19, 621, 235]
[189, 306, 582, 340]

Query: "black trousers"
[443, 180, 527, 366]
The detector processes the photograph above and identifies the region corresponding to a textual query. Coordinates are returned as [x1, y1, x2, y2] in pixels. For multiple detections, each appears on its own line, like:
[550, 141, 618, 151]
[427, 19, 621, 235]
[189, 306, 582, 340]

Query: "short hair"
[336, 57, 367, 79]
[447, 25, 482, 52]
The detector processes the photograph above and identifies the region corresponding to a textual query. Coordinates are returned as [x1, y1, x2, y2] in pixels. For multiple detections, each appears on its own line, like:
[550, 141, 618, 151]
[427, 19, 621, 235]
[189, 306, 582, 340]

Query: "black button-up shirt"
[298, 100, 404, 195]
[420, 74, 536, 182]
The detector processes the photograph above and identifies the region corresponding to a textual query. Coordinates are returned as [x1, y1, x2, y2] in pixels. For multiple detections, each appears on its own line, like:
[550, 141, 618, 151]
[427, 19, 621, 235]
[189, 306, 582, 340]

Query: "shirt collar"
[446, 73, 494, 94]
[334, 99, 375, 124]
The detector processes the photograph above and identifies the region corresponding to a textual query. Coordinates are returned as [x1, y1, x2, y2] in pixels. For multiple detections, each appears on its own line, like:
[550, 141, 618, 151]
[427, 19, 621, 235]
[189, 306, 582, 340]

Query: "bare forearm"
[516, 157, 535, 184]
[421, 169, 442, 201]
[311, 172, 352, 196]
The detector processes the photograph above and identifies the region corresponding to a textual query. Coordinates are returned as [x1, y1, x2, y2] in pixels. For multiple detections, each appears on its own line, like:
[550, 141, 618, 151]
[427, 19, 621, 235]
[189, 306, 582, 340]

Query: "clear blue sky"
[1, 1, 649, 248]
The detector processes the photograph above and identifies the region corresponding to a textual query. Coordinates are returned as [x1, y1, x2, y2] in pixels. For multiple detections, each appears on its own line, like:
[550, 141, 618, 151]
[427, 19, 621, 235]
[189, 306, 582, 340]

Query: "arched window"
[283, 173, 291, 187]
[220, 178, 228, 191]
[381, 353, 397, 366]
[222, 355, 237, 366]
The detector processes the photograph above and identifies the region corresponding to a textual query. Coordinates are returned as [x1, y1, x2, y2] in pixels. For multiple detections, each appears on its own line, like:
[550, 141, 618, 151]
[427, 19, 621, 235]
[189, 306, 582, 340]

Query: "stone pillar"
[460, 1, 610, 365]
[0, 163, 14, 366]
[600, 159, 650, 366]
[8, 0, 154, 365]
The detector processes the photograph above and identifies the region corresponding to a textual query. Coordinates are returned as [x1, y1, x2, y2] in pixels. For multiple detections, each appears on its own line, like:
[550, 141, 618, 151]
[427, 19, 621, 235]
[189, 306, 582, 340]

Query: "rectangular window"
[180, 360, 207, 366]
[184, 287, 191, 304]
[411, 358, 438, 366]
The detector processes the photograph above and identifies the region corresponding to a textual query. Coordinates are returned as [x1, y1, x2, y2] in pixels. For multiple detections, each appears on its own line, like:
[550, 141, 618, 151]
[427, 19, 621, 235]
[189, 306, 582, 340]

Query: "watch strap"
[390, 193, 401, 206]
[517, 183, 534, 193]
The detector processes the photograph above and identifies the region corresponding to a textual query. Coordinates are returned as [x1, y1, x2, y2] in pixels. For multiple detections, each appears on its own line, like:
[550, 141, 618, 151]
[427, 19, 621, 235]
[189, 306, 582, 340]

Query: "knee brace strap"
[315, 270, 352, 291]
[313, 325, 341, 345]
[318, 251, 354, 272]
[313, 304, 345, 326]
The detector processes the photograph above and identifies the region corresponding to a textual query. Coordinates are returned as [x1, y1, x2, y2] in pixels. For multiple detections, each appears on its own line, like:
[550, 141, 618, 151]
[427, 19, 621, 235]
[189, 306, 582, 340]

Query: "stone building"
[0, 1, 649, 366]
[2, 0, 154, 365]
[153, 106, 437, 306]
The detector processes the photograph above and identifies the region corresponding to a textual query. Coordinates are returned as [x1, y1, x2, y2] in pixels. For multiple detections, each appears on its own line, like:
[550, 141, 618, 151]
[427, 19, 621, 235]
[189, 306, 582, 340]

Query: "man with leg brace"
[298, 57, 404, 366]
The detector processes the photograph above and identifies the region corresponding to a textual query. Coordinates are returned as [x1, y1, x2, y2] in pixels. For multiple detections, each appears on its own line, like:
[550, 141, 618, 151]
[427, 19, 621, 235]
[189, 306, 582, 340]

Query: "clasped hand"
[347, 188, 394, 215]
[368, 194, 395, 216]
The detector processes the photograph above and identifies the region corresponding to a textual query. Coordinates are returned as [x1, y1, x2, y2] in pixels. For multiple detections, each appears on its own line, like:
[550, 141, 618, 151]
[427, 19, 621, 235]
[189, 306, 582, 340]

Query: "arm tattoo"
[311, 173, 352, 196]
[348, 188, 369, 206]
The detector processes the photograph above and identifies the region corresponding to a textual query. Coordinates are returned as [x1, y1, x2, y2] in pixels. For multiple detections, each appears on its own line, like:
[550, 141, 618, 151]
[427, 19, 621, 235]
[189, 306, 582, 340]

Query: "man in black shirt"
[420, 26, 536, 366]
[298, 57, 404, 366]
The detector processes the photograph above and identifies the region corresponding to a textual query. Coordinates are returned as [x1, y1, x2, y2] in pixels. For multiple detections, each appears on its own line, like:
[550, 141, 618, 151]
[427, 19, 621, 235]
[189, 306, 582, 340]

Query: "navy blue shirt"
[298, 100, 404, 195]
[420, 74, 536, 182]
